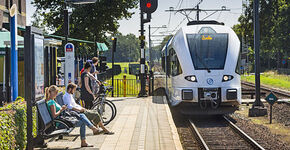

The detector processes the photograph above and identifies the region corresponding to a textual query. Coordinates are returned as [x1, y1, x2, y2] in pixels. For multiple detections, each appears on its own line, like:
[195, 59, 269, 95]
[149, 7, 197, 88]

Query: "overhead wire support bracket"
[165, 6, 230, 22]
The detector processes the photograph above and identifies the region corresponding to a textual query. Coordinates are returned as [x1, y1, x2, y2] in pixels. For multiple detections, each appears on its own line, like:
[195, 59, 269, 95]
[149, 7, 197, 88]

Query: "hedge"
[0, 97, 37, 149]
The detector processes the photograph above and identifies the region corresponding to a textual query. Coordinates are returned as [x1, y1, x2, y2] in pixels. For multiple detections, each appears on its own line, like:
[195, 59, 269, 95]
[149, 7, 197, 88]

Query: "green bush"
[0, 97, 37, 150]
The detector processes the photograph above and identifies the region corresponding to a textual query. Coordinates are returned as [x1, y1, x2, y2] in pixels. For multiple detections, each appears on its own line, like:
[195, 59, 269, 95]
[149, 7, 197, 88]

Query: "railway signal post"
[139, 0, 158, 97]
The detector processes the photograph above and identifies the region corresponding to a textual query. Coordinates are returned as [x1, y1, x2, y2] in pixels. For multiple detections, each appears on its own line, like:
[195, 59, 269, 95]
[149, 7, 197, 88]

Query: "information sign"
[33, 35, 45, 100]
[65, 43, 75, 87]
[265, 92, 278, 124]
[265, 92, 278, 105]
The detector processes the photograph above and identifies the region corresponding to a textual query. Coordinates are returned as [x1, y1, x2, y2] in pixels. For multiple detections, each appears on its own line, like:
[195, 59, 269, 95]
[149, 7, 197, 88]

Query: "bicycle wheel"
[91, 101, 114, 126]
[105, 100, 117, 120]
[93, 96, 117, 120]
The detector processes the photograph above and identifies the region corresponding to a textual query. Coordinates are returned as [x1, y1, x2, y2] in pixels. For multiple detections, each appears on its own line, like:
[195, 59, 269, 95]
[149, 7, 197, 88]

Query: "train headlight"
[190, 76, 196, 82]
[222, 75, 234, 82]
[185, 75, 197, 82]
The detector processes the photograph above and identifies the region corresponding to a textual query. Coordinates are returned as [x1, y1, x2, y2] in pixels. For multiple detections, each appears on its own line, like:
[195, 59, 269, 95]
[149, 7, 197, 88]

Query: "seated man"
[63, 83, 114, 135]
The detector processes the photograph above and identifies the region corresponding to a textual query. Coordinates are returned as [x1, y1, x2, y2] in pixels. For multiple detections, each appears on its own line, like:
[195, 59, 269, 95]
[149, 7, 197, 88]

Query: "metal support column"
[197, 5, 200, 21]
[149, 25, 152, 72]
[111, 38, 116, 97]
[24, 26, 33, 150]
[249, 0, 267, 117]
[10, 4, 18, 101]
[5, 46, 10, 103]
[139, 10, 147, 97]
[253, 0, 263, 107]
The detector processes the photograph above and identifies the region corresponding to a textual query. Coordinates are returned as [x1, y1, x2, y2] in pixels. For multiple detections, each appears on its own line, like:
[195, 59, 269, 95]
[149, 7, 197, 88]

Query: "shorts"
[84, 109, 101, 124]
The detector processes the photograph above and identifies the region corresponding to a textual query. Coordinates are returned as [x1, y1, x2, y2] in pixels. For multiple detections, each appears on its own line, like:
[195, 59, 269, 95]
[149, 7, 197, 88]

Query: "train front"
[171, 24, 241, 115]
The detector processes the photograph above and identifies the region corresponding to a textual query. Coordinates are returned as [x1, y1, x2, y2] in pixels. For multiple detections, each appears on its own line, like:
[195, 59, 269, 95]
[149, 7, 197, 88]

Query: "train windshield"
[187, 33, 228, 70]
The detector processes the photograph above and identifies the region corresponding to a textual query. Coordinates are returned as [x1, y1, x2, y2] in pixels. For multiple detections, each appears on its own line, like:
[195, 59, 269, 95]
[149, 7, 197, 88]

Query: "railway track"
[242, 81, 290, 99]
[188, 116, 265, 150]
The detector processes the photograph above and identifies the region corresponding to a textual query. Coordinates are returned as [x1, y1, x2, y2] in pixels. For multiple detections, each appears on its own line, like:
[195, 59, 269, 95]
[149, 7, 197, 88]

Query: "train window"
[166, 55, 171, 76]
[170, 48, 183, 76]
[198, 27, 216, 34]
[162, 56, 165, 72]
[235, 52, 241, 74]
[187, 33, 228, 70]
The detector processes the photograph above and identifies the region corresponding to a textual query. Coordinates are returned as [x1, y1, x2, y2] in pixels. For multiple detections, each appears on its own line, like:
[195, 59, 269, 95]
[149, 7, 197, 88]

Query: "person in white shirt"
[63, 83, 114, 135]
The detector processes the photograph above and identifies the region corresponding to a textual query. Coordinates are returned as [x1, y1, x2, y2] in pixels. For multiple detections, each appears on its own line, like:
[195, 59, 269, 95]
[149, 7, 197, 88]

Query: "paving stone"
[39, 96, 183, 150]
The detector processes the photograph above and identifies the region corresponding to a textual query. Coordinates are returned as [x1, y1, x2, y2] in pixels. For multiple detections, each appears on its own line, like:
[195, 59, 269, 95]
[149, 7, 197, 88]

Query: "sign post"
[24, 26, 45, 149]
[265, 92, 278, 124]
[65, 43, 75, 87]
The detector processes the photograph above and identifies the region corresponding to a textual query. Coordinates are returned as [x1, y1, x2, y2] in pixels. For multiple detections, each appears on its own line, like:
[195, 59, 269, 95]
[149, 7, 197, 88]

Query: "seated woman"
[45, 85, 99, 147]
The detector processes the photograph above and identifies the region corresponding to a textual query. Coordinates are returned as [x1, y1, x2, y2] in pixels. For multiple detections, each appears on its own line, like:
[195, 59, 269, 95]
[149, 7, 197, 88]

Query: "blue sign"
[282, 60, 286, 65]
[66, 43, 74, 52]
[207, 78, 214, 85]
[265, 92, 278, 105]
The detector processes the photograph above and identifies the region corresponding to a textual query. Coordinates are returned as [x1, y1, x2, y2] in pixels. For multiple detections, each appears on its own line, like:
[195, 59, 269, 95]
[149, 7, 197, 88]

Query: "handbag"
[59, 110, 81, 128]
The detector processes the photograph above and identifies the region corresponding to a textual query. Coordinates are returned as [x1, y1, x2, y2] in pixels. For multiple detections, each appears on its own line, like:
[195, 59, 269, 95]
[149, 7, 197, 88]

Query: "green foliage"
[233, 0, 290, 70]
[151, 35, 173, 62]
[0, 97, 37, 149]
[103, 34, 140, 62]
[32, 0, 138, 57]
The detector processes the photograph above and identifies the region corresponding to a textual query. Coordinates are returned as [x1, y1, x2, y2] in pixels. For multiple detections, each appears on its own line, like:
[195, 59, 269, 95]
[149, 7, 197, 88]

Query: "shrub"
[0, 97, 37, 149]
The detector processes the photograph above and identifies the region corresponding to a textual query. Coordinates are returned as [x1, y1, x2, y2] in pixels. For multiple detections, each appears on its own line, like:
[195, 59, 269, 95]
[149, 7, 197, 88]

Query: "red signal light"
[146, 2, 152, 8]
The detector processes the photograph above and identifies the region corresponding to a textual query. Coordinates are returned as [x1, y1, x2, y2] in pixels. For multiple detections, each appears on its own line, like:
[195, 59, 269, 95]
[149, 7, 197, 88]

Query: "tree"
[32, 0, 138, 56]
[233, 0, 290, 71]
[151, 35, 173, 62]
[103, 33, 140, 62]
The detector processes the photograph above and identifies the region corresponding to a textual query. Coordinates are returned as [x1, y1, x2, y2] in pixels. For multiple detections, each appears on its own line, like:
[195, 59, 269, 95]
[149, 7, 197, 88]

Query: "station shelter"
[0, 31, 24, 101]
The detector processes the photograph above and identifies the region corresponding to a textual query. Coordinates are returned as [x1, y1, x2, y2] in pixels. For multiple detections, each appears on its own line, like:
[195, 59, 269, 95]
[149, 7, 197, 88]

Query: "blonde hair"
[45, 85, 59, 100]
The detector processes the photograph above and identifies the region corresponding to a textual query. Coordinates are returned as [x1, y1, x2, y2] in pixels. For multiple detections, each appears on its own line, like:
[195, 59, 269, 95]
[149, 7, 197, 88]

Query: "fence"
[106, 79, 140, 97]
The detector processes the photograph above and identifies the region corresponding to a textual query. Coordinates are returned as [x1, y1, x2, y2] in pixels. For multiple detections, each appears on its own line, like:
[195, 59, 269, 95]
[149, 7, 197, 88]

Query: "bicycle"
[91, 83, 117, 126]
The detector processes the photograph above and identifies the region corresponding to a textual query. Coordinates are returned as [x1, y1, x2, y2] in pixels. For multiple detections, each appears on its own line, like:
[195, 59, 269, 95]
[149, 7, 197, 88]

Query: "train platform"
[38, 96, 183, 150]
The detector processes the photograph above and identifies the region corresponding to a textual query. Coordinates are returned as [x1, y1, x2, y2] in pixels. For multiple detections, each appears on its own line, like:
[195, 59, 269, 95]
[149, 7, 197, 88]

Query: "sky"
[26, 0, 243, 45]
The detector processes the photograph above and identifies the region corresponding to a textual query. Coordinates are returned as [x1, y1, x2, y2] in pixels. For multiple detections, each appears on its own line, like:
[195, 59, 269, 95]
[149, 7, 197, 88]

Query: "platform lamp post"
[63, 0, 97, 87]
[64, 0, 97, 45]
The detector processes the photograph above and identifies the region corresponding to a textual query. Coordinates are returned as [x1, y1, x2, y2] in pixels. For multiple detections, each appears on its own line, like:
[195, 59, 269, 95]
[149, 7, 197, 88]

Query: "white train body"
[161, 23, 241, 114]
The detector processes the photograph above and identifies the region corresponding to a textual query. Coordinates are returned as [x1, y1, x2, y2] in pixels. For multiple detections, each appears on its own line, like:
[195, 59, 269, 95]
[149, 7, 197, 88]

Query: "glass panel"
[187, 33, 228, 70]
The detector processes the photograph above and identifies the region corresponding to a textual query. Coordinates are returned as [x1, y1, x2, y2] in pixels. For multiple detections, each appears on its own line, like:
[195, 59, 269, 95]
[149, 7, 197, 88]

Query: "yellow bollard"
[123, 75, 126, 97]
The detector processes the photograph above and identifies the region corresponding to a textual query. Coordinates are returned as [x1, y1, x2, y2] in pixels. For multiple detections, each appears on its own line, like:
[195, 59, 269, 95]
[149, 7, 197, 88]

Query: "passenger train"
[161, 21, 241, 114]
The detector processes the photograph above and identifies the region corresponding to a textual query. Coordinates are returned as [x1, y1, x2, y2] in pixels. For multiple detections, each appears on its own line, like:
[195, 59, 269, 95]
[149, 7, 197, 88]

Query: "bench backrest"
[56, 92, 64, 106]
[36, 99, 53, 126]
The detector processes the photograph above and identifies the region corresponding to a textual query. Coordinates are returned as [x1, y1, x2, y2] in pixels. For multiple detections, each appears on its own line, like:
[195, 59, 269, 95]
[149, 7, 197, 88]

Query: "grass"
[105, 62, 142, 97]
[241, 71, 290, 91]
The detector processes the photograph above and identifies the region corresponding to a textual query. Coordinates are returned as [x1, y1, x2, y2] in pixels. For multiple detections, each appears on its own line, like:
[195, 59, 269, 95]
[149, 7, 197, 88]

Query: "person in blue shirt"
[45, 85, 100, 147]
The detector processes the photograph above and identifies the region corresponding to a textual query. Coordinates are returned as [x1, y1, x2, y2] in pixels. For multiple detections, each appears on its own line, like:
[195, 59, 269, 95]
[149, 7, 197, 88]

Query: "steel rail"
[188, 119, 210, 150]
[223, 116, 265, 150]
[241, 81, 290, 98]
